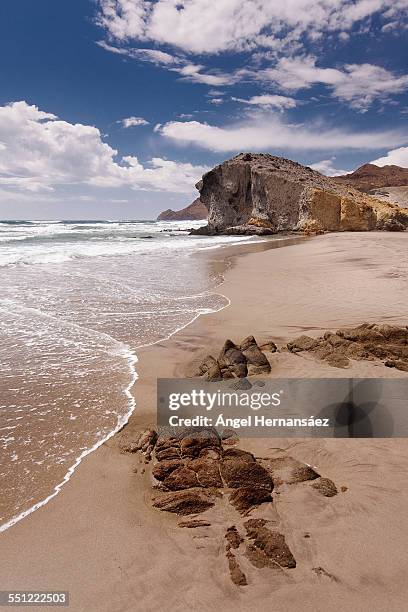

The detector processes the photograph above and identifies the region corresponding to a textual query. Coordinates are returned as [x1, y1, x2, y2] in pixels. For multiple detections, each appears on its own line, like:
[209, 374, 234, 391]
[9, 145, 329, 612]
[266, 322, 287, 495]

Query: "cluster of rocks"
[121, 427, 340, 586]
[191, 153, 408, 236]
[286, 322, 408, 371]
[196, 335, 274, 381]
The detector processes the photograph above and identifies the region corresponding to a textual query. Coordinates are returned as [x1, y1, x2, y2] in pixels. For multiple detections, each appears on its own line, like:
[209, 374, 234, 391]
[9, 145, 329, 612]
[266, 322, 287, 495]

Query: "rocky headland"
[334, 163, 408, 193]
[191, 153, 408, 235]
[157, 197, 208, 221]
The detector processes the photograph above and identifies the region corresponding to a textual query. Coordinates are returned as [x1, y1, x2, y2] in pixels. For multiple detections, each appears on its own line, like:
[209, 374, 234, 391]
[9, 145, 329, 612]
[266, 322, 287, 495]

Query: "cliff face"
[334, 163, 408, 193]
[194, 153, 408, 235]
[157, 198, 208, 221]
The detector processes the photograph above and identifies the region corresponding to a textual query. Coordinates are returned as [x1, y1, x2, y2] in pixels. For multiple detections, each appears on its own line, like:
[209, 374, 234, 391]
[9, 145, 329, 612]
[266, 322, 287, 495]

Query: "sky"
[0, 1, 408, 220]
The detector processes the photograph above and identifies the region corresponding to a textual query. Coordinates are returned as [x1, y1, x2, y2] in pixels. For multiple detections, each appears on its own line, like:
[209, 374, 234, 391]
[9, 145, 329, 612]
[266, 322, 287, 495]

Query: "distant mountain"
[333, 164, 408, 193]
[157, 198, 208, 221]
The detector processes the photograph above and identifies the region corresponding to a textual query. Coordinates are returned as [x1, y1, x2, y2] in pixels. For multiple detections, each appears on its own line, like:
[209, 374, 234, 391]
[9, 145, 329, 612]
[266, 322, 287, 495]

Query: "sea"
[0, 219, 260, 531]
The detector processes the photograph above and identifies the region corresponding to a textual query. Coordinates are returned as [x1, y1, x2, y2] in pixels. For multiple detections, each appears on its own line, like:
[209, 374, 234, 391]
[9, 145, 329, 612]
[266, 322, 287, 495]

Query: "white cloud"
[97, 40, 235, 86]
[120, 116, 149, 127]
[257, 56, 408, 110]
[96, 0, 408, 55]
[0, 101, 207, 195]
[309, 158, 349, 176]
[371, 146, 408, 167]
[232, 94, 297, 110]
[159, 114, 408, 152]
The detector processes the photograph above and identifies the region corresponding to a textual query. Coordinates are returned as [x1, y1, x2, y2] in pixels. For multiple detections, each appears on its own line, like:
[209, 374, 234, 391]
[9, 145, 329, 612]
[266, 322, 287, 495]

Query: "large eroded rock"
[192, 153, 408, 235]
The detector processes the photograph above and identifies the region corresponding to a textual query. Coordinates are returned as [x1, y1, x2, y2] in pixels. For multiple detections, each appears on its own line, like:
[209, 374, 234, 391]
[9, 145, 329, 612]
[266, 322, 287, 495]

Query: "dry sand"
[1, 232, 408, 612]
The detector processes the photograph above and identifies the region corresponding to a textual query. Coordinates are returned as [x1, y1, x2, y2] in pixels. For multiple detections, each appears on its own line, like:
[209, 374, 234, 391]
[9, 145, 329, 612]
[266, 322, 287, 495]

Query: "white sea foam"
[0, 219, 245, 532]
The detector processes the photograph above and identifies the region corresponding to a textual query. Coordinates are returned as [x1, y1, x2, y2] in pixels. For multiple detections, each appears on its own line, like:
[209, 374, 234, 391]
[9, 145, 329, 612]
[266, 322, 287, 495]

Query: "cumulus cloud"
[96, 0, 408, 55]
[158, 114, 408, 152]
[257, 56, 408, 110]
[0, 101, 207, 194]
[96, 3, 408, 111]
[232, 94, 297, 110]
[120, 116, 149, 127]
[371, 146, 408, 166]
[309, 158, 349, 176]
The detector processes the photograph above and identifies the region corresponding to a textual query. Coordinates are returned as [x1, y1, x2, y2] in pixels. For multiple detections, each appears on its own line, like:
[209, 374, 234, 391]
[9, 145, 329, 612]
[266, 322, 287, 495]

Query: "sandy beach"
[1, 231, 408, 612]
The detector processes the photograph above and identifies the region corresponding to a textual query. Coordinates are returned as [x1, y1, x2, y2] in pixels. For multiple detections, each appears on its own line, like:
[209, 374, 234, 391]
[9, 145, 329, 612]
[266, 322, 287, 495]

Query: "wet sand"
[1, 232, 408, 612]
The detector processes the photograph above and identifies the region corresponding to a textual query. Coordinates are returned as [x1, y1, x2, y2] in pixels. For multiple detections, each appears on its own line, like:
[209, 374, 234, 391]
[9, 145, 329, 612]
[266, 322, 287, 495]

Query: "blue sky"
[0, 0, 407, 219]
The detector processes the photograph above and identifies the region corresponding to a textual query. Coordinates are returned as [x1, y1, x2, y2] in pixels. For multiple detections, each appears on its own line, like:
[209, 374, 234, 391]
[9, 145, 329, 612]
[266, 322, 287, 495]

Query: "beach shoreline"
[1, 231, 408, 612]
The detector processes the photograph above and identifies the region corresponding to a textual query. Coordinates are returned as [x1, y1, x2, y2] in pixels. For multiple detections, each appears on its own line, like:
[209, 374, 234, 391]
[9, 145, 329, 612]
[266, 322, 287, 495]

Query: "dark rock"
[226, 552, 247, 586]
[259, 341, 278, 353]
[244, 521, 296, 568]
[156, 447, 181, 461]
[287, 336, 319, 353]
[220, 459, 273, 490]
[229, 486, 272, 514]
[229, 378, 252, 390]
[180, 431, 221, 458]
[222, 448, 256, 463]
[120, 428, 158, 454]
[240, 335, 271, 375]
[225, 526, 243, 550]
[188, 458, 223, 488]
[312, 477, 338, 497]
[152, 459, 183, 481]
[152, 488, 215, 515]
[197, 355, 222, 381]
[218, 340, 248, 378]
[220, 428, 239, 445]
[163, 466, 199, 491]
[178, 519, 211, 528]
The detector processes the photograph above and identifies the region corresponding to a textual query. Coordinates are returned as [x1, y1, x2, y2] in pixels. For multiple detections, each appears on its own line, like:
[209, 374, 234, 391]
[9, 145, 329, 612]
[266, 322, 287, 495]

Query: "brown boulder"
[218, 340, 248, 378]
[163, 466, 199, 491]
[220, 459, 273, 490]
[197, 355, 222, 381]
[240, 335, 271, 375]
[225, 526, 243, 550]
[188, 458, 223, 488]
[287, 336, 319, 353]
[244, 521, 296, 568]
[311, 477, 338, 497]
[229, 486, 272, 514]
[152, 459, 183, 481]
[226, 552, 247, 586]
[178, 519, 212, 528]
[180, 431, 221, 458]
[152, 488, 215, 515]
[155, 446, 181, 461]
[222, 448, 256, 463]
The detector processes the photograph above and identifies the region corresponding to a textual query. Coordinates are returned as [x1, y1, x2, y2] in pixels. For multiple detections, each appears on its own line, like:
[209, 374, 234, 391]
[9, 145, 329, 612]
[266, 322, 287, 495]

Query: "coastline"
[1, 231, 408, 611]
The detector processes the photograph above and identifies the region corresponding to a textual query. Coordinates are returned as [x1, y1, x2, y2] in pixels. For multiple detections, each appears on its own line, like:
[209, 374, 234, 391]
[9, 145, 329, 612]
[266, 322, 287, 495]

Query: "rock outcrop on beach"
[157, 197, 208, 221]
[333, 163, 408, 193]
[196, 336, 272, 381]
[192, 153, 408, 235]
[286, 322, 408, 371]
[122, 427, 340, 587]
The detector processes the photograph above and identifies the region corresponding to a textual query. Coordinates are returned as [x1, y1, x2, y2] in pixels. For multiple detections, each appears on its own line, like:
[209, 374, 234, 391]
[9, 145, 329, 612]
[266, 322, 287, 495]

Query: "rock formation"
[196, 336, 271, 381]
[334, 163, 408, 193]
[157, 197, 208, 221]
[192, 153, 408, 235]
[286, 322, 408, 371]
[122, 427, 340, 586]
